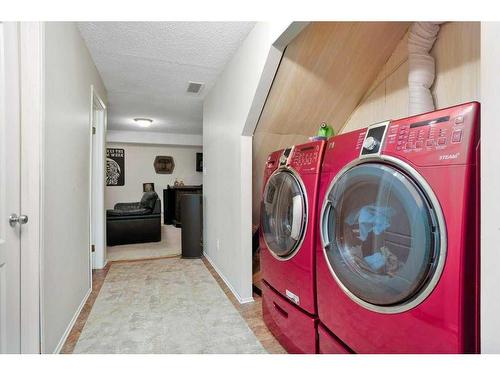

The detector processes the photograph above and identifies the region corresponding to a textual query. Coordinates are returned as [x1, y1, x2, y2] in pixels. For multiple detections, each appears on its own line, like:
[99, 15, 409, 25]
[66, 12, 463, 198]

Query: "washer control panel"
[386, 115, 461, 151]
[384, 102, 479, 166]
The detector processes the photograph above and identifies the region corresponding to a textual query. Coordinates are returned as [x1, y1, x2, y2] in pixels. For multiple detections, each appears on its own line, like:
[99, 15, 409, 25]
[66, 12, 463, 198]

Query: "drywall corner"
[203, 22, 292, 303]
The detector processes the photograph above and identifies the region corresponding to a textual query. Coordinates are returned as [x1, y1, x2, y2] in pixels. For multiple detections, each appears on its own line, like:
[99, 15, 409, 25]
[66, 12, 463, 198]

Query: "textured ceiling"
[78, 22, 256, 134]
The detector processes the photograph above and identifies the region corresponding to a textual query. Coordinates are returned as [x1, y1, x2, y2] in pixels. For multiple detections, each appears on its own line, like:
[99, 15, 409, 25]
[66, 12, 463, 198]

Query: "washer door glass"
[322, 163, 440, 307]
[261, 170, 307, 258]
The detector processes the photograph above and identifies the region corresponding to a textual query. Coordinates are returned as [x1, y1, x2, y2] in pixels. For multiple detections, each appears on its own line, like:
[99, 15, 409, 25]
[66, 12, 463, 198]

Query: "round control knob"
[363, 136, 379, 151]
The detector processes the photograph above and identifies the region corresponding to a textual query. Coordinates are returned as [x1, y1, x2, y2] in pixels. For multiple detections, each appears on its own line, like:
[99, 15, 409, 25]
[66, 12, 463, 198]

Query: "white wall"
[203, 22, 291, 303]
[481, 22, 500, 354]
[105, 142, 203, 209]
[42, 22, 107, 353]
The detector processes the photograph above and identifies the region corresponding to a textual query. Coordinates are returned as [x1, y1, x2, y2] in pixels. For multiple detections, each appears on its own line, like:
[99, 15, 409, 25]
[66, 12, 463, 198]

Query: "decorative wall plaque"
[154, 156, 175, 174]
[106, 148, 125, 186]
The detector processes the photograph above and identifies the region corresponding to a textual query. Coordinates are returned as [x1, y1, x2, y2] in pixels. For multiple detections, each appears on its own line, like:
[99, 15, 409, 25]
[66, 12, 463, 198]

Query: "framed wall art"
[106, 148, 125, 186]
[196, 152, 203, 172]
[143, 182, 155, 192]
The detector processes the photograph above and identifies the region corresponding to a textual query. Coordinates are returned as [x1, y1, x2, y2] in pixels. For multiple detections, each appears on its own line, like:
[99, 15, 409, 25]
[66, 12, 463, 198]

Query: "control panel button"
[405, 142, 412, 150]
[451, 129, 463, 143]
[415, 141, 423, 148]
[363, 136, 379, 151]
[438, 137, 447, 145]
[426, 139, 434, 147]
[455, 116, 464, 124]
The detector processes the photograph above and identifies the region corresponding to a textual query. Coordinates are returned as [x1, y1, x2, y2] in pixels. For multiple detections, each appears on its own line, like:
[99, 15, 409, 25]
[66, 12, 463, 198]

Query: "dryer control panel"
[289, 140, 326, 174]
[264, 149, 282, 181]
[383, 102, 480, 166]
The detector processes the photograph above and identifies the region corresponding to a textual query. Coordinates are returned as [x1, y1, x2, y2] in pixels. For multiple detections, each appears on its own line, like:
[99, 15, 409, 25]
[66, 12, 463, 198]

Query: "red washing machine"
[316, 102, 480, 354]
[260, 140, 326, 354]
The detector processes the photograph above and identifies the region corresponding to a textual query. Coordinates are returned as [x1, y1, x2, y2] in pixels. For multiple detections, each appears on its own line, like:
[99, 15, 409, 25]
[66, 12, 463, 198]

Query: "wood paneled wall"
[342, 22, 480, 133]
[252, 21, 411, 224]
[252, 21, 480, 225]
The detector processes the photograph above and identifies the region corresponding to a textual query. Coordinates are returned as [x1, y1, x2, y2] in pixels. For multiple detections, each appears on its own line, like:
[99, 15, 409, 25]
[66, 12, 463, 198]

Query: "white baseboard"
[92, 252, 107, 270]
[53, 287, 92, 354]
[203, 252, 254, 304]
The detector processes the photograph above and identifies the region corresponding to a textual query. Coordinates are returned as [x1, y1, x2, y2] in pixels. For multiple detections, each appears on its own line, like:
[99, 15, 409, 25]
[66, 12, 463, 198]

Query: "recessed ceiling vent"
[187, 81, 204, 94]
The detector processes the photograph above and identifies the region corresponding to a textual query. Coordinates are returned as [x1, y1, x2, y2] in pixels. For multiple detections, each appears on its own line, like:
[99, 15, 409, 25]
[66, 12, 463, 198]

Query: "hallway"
[61, 257, 285, 354]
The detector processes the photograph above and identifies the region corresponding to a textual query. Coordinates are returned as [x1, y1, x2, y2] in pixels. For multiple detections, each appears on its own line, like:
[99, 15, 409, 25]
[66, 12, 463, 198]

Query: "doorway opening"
[90, 86, 107, 270]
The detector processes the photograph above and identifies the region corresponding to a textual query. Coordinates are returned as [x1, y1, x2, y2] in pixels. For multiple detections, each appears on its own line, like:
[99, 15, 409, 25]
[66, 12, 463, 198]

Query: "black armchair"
[106, 191, 161, 246]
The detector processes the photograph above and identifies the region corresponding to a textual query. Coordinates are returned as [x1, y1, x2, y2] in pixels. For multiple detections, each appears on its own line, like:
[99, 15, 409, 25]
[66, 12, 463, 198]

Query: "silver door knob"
[9, 214, 28, 227]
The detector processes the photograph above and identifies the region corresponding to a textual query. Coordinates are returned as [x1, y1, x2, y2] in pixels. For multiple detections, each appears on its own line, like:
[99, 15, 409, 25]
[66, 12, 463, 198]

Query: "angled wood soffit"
[255, 21, 411, 138]
[251, 21, 411, 225]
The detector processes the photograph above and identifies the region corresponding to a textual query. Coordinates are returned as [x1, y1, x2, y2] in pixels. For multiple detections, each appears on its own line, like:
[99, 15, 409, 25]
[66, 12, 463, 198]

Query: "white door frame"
[90, 86, 107, 270]
[18, 22, 44, 353]
[481, 21, 500, 353]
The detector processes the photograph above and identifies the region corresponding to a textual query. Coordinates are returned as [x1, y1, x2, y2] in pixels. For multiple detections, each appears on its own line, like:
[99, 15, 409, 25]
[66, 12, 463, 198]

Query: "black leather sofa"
[106, 192, 161, 246]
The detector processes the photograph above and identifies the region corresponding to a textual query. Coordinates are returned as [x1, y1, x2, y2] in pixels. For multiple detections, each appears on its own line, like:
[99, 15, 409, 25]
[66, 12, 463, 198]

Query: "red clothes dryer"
[260, 140, 326, 353]
[316, 102, 480, 353]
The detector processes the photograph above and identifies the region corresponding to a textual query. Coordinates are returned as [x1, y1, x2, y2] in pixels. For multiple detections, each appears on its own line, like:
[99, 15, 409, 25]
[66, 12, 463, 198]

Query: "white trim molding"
[107, 130, 202, 147]
[90, 85, 107, 270]
[19, 21, 44, 354]
[481, 21, 500, 353]
[53, 287, 91, 354]
[203, 252, 254, 304]
[239, 135, 254, 301]
[241, 22, 308, 136]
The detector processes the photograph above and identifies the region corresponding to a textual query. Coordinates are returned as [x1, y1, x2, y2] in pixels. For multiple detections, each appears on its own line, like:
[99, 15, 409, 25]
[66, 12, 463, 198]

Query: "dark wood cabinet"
[163, 185, 202, 227]
[181, 194, 203, 258]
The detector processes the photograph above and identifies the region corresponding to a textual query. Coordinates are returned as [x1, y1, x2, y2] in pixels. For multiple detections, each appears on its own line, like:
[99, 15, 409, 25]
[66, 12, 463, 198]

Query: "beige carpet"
[107, 225, 181, 261]
[73, 258, 266, 354]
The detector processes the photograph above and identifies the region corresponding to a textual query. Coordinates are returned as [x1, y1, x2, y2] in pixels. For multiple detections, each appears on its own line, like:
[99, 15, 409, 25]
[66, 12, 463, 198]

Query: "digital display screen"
[299, 146, 314, 152]
[410, 116, 450, 129]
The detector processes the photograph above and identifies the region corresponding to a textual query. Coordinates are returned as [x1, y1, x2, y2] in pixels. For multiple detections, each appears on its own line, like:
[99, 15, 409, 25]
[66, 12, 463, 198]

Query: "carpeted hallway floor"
[106, 225, 181, 262]
[73, 258, 267, 354]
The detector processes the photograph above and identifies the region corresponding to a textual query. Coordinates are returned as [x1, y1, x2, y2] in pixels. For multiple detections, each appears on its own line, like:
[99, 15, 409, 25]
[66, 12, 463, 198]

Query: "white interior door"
[0, 22, 22, 354]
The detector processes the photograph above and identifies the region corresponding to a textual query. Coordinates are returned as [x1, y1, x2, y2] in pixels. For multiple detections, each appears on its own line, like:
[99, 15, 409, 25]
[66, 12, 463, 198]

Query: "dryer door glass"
[322, 163, 440, 307]
[261, 170, 307, 258]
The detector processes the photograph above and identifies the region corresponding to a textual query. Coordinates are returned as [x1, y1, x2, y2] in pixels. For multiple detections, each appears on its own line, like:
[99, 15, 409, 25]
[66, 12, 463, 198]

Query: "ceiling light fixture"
[134, 118, 153, 127]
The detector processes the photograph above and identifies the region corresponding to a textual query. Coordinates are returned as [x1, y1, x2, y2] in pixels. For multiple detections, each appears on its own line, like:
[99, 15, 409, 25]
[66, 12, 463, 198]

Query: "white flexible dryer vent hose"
[408, 22, 443, 116]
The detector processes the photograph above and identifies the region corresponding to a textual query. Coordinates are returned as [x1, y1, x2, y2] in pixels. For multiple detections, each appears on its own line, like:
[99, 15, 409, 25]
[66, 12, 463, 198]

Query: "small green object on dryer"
[317, 122, 335, 138]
